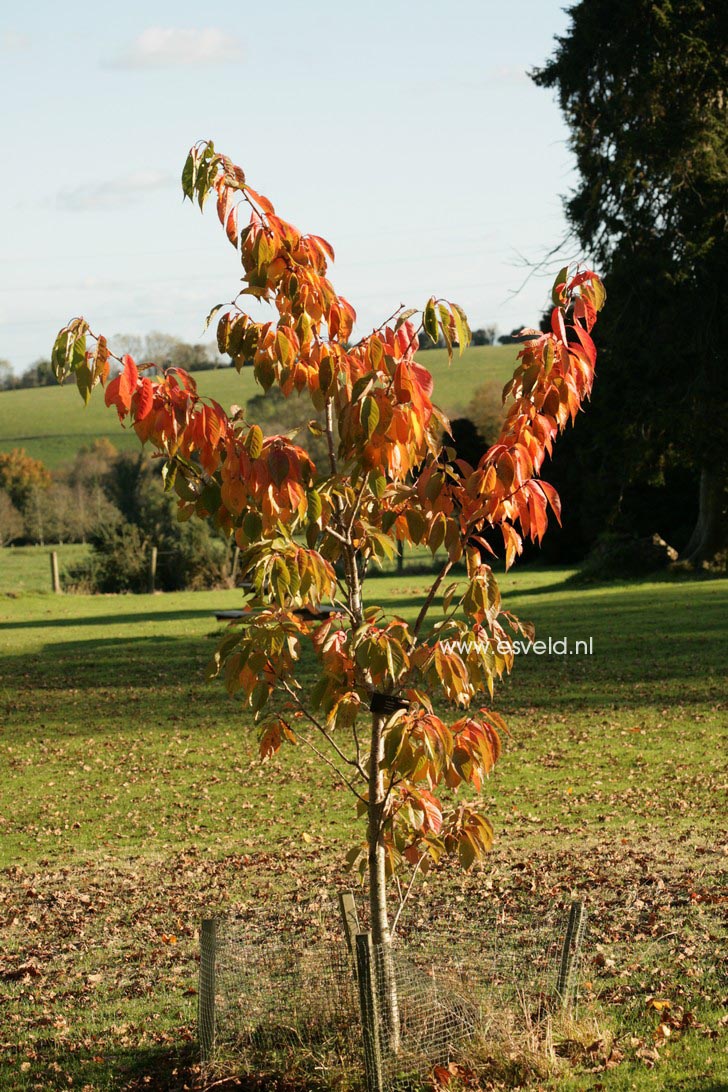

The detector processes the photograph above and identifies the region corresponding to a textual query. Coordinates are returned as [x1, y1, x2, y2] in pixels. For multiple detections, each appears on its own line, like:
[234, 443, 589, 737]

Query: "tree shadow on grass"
[1, 1039, 284, 1092]
[0, 632, 222, 696]
[0, 606, 234, 632]
[1, 1041, 199, 1092]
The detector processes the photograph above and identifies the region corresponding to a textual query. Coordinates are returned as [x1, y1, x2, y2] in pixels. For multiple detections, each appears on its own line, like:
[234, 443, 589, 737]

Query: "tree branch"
[289, 723, 367, 804]
[409, 557, 454, 648]
[280, 679, 367, 782]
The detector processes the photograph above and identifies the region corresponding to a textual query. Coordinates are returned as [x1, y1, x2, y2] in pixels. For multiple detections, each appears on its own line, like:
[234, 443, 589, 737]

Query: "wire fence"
[199, 892, 588, 1090]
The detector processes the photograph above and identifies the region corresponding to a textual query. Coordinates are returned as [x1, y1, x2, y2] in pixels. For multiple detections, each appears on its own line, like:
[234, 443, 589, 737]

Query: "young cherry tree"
[52, 141, 603, 1045]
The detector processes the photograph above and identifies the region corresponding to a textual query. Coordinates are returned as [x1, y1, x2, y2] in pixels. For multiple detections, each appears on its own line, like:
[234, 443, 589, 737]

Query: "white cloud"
[113, 27, 243, 68]
[1, 31, 31, 53]
[56, 170, 176, 212]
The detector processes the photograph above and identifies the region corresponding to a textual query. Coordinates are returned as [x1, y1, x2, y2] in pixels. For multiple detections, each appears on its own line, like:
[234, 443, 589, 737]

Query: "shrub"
[466, 380, 507, 447]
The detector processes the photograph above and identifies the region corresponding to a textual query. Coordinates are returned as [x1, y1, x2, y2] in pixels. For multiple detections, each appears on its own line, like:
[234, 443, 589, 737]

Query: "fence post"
[148, 546, 158, 594]
[338, 892, 360, 979]
[556, 900, 587, 1010]
[50, 551, 61, 594]
[356, 933, 384, 1092]
[199, 918, 217, 1063]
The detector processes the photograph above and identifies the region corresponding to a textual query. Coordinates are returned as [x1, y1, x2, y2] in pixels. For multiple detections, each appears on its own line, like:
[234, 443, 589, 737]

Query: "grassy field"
[0, 544, 90, 596]
[0, 558, 726, 1090]
[0, 345, 519, 469]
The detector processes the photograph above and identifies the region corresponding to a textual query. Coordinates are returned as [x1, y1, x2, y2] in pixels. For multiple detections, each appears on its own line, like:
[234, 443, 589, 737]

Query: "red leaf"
[216, 182, 234, 227]
[269, 448, 290, 489]
[309, 234, 335, 262]
[118, 355, 139, 411]
[570, 321, 597, 367]
[551, 306, 568, 345]
[411, 361, 434, 398]
[536, 480, 562, 525]
[225, 205, 239, 247]
[104, 375, 122, 413]
[136, 377, 154, 421]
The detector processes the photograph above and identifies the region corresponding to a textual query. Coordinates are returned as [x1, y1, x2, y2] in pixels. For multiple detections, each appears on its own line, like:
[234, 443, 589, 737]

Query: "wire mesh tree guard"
[198, 892, 587, 1090]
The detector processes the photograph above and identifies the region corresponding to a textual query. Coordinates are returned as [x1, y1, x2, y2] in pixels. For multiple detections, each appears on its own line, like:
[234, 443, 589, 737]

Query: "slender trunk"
[368, 712, 400, 1054]
[396, 540, 404, 574]
[682, 467, 728, 569]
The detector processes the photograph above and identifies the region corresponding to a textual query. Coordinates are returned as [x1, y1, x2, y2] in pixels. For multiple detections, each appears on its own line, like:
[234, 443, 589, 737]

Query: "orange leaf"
[245, 185, 275, 215]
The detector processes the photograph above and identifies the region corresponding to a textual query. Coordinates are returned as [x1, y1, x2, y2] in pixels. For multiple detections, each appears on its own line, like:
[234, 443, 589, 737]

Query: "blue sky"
[0, 1, 578, 372]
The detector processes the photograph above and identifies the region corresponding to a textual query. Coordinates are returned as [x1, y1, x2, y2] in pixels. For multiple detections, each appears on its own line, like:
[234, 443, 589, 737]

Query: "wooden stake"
[148, 545, 158, 594]
[50, 551, 61, 594]
[338, 891, 360, 979]
[556, 900, 587, 1009]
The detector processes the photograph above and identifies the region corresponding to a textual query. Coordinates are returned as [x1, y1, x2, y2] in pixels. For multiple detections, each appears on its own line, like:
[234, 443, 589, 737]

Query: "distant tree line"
[0, 442, 231, 591]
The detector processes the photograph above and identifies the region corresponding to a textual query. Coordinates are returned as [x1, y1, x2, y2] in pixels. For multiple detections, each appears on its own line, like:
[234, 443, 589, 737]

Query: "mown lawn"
[0, 344, 518, 469]
[0, 568, 726, 1090]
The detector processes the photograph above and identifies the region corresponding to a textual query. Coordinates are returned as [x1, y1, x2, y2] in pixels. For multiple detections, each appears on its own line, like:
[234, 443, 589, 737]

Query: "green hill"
[0, 344, 519, 469]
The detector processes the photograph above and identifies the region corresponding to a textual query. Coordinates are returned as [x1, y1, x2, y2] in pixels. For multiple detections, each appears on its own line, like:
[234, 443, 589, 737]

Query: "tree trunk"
[368, 712, 400, 1055]
[682, 467, 728, 569]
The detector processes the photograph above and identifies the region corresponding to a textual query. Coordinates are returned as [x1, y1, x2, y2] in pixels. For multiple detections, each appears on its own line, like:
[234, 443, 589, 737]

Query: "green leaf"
[368, 531, 396, 561]
[458, 833, 477, 870]
[250, 680, 270, 715]
[368, 336, 384, 369]
[51, 330, 71, 383]
[351, 374, 374, 403]
[443, 582, 459, 613]
[246, 424, 264, 460]
[216, 313, 231, 355]
[428, 514, 446, 555]
[394, 308, 418, 332]
[306, 521, 319, 549]
[272, 556, 290, 606]
[405, 509, 426, 543]
[424, 298, 438, 344]
[307, 489, 322, 523]
[181, 152, 196, 200]
[174, 474, 199, 502]
[242, 510, 263, 541]
[360, 396, 380, 440]
[75, 359, 93, 405]
[425, 471, 444, 502]
[368, 470, 386, 500]
[318, 356, 334, 393]
[71, 334, 87, 374]
[450, 304, 471, 357]
[552, 265, 569, 307]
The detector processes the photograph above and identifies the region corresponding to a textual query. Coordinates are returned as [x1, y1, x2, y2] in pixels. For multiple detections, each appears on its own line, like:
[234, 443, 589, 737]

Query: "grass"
[0, 345, 519, 469]
[0, 544, 90, 596]
[0, 564, 726, 1089]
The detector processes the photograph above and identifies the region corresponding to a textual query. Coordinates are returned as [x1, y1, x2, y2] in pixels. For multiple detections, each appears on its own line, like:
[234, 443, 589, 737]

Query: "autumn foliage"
[52, 140, 603, 888]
